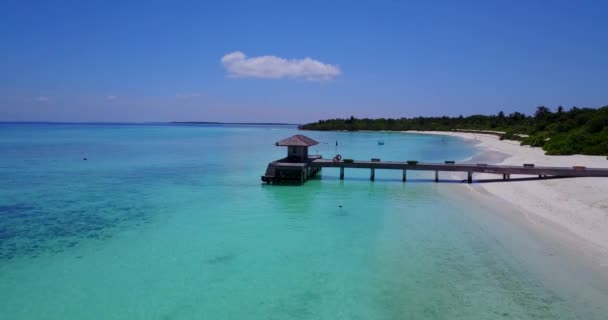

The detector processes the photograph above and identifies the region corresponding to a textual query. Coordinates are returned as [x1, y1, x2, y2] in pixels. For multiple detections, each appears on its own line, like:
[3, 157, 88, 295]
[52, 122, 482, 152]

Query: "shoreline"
[410, 131, 608, 260]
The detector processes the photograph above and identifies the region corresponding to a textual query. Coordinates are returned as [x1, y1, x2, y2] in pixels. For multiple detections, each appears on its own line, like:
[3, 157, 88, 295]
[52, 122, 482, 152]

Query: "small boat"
[377, 140, 384, 145]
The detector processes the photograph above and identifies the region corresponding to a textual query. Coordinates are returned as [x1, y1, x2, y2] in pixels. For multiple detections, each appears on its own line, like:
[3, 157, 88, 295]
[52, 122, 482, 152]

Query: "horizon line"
[0, 121, 300, 125]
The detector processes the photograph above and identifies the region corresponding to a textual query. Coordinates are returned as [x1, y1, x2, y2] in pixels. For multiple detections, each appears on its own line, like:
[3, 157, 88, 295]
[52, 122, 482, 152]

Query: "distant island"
[172, 122, 297, 126]
[299, 105, 608, 156]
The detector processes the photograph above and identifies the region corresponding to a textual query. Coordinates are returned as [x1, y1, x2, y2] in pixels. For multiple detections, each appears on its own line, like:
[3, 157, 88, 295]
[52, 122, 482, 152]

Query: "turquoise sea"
[1, 123, 607, 319]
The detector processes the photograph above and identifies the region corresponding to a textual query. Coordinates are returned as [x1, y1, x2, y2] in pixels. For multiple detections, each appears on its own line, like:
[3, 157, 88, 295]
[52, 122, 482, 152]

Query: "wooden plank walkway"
[308, 159, 608, 183]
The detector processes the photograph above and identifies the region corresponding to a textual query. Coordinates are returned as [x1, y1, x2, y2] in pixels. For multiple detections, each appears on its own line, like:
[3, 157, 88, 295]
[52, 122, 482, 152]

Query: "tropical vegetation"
[299, 106, 608, 155]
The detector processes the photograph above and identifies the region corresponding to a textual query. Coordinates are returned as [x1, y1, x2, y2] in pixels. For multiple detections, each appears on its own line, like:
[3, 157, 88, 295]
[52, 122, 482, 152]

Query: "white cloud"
[221, 51, 340, 81]
[176, 93, 201, 99]
[36, 96, 49, 102]
[106, 95, 117, 100]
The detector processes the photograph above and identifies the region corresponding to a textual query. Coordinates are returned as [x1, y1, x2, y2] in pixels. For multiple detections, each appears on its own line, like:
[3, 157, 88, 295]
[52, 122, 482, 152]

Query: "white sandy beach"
[413, 131, 608, 263]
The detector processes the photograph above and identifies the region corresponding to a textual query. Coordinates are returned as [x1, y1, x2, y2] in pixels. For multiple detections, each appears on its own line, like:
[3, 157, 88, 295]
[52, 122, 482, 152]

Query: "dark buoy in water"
[338, 203, 343, 208]
[83, 157, 87, 160]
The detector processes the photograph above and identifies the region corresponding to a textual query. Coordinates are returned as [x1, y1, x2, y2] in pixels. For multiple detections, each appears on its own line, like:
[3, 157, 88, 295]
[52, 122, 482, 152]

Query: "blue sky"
[1, 0, 607, 123]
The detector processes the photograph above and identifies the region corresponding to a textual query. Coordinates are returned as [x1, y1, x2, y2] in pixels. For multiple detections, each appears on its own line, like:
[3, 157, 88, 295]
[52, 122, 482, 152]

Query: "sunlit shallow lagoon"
[1, 123, 607, 319]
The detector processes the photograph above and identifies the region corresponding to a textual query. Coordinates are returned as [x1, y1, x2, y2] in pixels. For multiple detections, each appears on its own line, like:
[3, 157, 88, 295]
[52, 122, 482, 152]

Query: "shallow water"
[0, 123, 606, 319]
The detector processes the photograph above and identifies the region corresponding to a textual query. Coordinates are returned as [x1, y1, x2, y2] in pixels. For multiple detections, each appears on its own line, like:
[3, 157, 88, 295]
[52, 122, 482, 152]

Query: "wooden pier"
[262, 158, 323, 184]
[308, 159, 608, 183]
[261, 135, 608, 184]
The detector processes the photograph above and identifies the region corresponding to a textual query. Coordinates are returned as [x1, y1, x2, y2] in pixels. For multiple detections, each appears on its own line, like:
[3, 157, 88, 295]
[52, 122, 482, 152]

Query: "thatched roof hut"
[275, 135, 318, 162]
[275, 135, 319, 147]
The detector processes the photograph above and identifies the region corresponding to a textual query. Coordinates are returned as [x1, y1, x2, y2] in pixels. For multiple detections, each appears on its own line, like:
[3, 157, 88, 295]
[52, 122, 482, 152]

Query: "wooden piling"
[340, 167, 344, 180]
[467, 171, 472, 183]
[435, 170, 438, 182]
[402, 169, 407, 182]
[370, 168, 375, 181]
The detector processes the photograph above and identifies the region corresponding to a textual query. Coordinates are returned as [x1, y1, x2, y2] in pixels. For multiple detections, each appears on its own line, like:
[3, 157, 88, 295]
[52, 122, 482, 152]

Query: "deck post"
[503, 173, 507, 180]
[402, 169, 407, 182]
[340, 167, 344, 180]
[370, 168, 375, 181]
[435, 170, 439, 182]
[467, 171, 472, 183]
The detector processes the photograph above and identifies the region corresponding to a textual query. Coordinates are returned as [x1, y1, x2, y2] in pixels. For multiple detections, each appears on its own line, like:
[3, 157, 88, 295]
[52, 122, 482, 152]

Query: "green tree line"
[299, 105, 608, 155]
